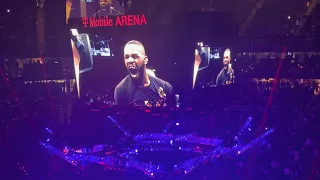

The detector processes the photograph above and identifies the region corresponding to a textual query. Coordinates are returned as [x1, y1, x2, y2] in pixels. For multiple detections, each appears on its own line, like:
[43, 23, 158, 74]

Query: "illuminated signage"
[82, 14, 147, 28]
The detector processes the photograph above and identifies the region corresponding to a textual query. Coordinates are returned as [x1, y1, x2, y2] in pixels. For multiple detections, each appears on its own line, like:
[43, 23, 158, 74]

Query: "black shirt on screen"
[114, 75, 173, 106]
[216, 68, 235, 87]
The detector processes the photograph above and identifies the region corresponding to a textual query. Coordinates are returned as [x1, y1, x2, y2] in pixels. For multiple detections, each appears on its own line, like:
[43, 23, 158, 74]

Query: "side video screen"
[193, 42, 235, 89]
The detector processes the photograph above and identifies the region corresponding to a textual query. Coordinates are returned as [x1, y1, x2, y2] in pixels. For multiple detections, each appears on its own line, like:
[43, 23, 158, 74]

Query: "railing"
[232, 36, 316, 49]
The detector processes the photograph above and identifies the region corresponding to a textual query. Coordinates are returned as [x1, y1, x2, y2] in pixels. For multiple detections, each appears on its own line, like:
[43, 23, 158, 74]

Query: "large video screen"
[66, 0, 125, 23]
[193, 42, 235, 89]
[69, 25, 177, 107]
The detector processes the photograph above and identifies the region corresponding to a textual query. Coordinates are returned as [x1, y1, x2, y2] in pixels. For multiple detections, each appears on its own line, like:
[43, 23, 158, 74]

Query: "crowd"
[235, 53, 320, 78]
[19, 59, 68, 81]
[197, 0, 314, 37]
[244, 0, 311, 37]
[1, 0, 319, 179]
[1, 60, 320, 179]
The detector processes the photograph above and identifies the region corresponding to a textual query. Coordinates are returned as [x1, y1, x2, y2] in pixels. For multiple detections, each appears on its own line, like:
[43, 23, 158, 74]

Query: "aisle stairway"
[294, 0, 320, 36]
[239, 0, 265, 36]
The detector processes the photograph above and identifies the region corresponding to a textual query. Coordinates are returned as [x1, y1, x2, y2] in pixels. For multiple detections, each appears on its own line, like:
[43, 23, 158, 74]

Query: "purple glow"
[41, 116, 274, 178]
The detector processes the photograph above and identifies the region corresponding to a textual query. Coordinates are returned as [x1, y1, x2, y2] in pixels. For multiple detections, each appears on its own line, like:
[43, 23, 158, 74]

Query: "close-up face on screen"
[69, 27, 175, 107]
[193, 42, 235, 89]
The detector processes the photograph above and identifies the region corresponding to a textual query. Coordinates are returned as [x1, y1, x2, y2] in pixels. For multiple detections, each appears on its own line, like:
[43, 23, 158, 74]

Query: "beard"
[127, 63, 145, 80]
[223, 61, 230, 68]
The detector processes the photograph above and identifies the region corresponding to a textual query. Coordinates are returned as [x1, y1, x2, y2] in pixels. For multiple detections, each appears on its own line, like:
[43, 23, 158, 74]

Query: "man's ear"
[144, 56, 148, 65]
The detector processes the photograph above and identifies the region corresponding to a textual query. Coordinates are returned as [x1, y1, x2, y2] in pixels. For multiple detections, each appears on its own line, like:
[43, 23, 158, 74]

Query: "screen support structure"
[80, 0, 88, 17]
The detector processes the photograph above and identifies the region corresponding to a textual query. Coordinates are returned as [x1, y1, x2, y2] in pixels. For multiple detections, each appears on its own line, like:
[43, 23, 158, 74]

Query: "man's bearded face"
[100, 0, 112, 9]
[124, 44, 146, 79]
[223, 49, 231, 65]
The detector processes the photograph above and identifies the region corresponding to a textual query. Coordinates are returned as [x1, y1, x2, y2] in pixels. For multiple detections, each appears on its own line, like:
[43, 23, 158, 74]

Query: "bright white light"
[146, 69, 156, 77]
[6, 9, 10, 13]
[175, 122, 180, 126]
[135, 149, 138, 153]
[288, 16, 291, 19]
[70, 29, 79, 36]
[197, 42, 203, 47]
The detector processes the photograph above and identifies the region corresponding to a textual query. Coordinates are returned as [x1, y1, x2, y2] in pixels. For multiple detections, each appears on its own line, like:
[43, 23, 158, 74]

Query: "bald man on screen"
[216, 49, 235, 86]
[114, 40, 173, 106]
